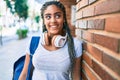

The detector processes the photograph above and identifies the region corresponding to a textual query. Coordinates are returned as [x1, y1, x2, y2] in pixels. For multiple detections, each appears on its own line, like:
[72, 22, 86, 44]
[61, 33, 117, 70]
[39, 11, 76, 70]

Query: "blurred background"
[0, 0, 54, 80]
[0, 0, 51, 44]
[0, 0, 120, 80]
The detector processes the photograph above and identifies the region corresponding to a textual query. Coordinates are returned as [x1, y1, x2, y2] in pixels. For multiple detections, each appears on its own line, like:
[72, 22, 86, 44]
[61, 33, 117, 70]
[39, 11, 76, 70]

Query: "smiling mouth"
[51, 25, 57, 27]
[50, 25, 58, 29]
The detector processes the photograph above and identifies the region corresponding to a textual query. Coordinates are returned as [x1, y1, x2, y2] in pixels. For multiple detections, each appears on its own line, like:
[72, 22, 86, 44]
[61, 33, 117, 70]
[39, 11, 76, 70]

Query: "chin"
[50, 31, 60, 34]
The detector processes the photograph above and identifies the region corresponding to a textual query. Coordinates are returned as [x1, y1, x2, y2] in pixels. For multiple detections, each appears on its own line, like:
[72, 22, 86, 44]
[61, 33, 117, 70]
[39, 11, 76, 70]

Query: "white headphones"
[40, 32, 67, 47]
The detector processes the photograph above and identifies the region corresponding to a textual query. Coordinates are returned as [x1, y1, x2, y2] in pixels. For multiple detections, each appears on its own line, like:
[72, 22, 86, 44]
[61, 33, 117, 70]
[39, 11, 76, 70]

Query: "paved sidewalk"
[0, 32, 40, 80]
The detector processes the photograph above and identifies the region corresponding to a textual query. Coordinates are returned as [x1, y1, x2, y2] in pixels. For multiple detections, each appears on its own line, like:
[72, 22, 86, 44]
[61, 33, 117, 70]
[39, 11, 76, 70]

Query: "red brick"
[87, 20, 95, 29]
[82, 61, 101, 80]
[84, 43, 103, 62]
[103, 53, 120, 76]
[75, 21, 79, 28]
[82, 69, 89, 80]
[94, 34, 120, 53]
[92, 60, 117, 80]
[95, 0, 120, 15]
[75, 29, 82, 38]
[82, 52, 92, 67]
[80, 0, 89, 8]
[60, 0, 76, 5]
[94, 19, 105, 30]
[88, 19, 105, 30]
[105, 16, 120, 33]
[82, 30, 94, 43]
[89, 0, 97, 4]
[76, 1, 81, 11]
[83, 6, 94, 17]
[76, 10, 83, 19]
[78, 20, 88, 29]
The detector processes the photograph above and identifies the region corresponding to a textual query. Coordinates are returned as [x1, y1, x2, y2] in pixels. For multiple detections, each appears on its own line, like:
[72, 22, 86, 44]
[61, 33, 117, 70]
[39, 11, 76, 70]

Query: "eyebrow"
[44, 12, 62, 16]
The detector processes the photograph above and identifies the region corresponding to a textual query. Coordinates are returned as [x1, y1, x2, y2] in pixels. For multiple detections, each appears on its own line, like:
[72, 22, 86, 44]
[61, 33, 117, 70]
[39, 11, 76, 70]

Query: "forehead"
[44, 5, 63, 14]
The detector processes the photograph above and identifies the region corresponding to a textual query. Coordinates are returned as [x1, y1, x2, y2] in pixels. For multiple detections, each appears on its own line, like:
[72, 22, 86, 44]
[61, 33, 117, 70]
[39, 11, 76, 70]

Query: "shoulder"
[73, 37, 83, 46]
[73, 37, 83, 57]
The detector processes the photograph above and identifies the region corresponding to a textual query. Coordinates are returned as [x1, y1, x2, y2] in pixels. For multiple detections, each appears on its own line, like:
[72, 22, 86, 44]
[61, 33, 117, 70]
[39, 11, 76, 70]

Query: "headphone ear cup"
[54, 35, 67, 47]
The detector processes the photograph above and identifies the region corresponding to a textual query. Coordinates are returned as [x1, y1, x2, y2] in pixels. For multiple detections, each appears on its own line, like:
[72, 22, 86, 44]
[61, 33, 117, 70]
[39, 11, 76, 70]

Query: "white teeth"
[51, 26, 57, 28]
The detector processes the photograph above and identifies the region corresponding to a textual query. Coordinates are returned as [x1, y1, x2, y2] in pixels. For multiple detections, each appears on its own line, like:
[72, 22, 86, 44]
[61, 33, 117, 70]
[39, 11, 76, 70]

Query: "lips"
[50, 25, 58, 29]
[51, 26, 57, 28]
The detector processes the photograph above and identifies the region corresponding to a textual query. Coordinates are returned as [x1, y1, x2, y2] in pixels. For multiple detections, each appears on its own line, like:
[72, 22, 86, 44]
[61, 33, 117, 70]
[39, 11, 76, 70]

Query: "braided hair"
[40, 1, 76, 79]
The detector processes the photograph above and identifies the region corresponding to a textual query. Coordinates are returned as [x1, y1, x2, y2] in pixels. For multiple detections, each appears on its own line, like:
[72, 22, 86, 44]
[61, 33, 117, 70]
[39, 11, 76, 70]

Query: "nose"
[50, 16, 56, 23]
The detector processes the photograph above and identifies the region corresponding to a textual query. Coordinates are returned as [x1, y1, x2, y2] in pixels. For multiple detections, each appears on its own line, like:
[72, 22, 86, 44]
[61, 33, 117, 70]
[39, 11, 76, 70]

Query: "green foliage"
[5, 0, 14, 14]
[5, 0, 12, 9]
[4, 0, 29, 19]
[14, 0, 28, 19]
[16, 28, 28, 39]
[35, 16, 40, 23]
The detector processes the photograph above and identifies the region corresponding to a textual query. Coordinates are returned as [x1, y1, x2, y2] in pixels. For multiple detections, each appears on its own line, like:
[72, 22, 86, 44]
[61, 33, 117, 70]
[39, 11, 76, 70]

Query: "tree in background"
[35, 15, 40, 23]
[5, 0, 14, 14]
[5, 0, 29, 20]
[14, 0, 28, 20]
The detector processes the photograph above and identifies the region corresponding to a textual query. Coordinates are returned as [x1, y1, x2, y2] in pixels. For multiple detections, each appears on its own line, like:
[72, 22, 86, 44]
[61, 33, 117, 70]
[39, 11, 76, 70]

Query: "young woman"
[19, 1, 83, 80]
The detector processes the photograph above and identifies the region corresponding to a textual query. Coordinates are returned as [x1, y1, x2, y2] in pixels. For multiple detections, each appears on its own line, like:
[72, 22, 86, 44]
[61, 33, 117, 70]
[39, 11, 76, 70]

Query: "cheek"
[59, 20, 64, 27]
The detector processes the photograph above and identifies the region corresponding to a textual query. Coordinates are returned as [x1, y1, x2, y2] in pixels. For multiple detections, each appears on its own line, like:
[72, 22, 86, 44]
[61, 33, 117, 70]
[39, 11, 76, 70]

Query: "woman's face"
[43, 5, 64, 36]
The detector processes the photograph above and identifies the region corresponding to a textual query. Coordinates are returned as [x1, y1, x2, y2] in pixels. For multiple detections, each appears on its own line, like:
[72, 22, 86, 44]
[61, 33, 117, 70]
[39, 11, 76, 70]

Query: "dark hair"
[41, 1, 76, 79]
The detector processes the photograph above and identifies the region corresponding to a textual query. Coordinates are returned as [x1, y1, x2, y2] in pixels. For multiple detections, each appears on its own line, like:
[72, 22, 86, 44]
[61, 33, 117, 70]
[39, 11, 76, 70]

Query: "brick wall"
[75, 0, 120, 80]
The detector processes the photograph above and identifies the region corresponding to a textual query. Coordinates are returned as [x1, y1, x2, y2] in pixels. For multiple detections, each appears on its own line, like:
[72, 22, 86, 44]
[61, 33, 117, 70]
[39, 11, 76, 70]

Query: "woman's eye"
[55, 15, 61, 19]
[45, 15, 51, 20]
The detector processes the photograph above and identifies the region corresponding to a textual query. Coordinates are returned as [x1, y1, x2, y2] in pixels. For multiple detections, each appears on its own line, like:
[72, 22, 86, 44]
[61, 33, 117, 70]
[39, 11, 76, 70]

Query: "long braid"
[64, 20, 76, 80]
[41, 1, 76, 80]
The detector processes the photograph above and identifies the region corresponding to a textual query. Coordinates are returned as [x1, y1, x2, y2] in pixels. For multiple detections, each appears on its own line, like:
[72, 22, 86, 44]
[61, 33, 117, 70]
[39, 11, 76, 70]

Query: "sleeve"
[74, 38, 83, 58]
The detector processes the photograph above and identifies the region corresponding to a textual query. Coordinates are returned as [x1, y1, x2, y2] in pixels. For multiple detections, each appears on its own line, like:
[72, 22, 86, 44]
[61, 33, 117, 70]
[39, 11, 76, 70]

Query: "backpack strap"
[28, 36, 40, 80]
[29, 36, 40, 56]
